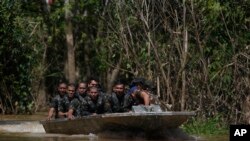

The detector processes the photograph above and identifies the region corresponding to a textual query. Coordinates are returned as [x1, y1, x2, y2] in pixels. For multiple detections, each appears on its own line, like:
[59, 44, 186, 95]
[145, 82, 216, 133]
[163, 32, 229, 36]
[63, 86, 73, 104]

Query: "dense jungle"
[0, 0, 249, 134]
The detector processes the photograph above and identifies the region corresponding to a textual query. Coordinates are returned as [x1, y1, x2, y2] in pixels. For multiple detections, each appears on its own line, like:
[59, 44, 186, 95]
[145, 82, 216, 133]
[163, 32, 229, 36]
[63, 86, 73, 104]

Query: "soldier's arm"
[67, 109, 74, 120]
[140, 91, 150, 106]
[47, 108, 54, 120]
[67, 100, 76, 119]
[58, 111, 68, 117]
[123, 95, 133, 112]
[47, 97, 57, 120]
[58, 101, 68, 117]
[103, 95, 112, 113]
[67, 99, 80, 119]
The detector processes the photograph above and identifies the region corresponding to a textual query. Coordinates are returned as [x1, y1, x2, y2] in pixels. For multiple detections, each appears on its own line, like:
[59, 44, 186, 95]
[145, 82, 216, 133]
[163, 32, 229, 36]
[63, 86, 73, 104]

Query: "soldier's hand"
[68, 115, 75, 120]
[46, 116, 52, 121]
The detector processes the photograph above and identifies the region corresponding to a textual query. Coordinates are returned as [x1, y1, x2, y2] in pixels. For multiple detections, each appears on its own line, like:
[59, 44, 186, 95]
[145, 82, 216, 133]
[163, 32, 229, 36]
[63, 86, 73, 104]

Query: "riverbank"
[181, 116, 229, 141]
[0, 112, 47, 121]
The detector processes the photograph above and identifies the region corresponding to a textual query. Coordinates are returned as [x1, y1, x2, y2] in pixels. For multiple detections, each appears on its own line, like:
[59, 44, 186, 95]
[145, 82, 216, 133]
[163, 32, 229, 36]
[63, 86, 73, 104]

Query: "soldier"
[76, 81, 87, 100]
[46, 82, 67, 120]
[107, 80, 127, 113]
[87, 76, 105, 93]
[75, 81, 90, 116]
[85, 86, 111, 115]
[58, 83, 80, 119]
[123, 78, 150, 112]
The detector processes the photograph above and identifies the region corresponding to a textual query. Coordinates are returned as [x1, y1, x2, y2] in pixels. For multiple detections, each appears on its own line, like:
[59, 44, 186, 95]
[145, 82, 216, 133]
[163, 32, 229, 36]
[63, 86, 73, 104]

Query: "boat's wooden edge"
[40, 111, 195, 124]
[101, 111, 196, 117]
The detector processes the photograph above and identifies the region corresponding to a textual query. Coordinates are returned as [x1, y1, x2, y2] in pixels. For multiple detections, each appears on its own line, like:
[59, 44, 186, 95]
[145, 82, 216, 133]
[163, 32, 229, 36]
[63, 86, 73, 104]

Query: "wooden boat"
[41, 105, 195, 135]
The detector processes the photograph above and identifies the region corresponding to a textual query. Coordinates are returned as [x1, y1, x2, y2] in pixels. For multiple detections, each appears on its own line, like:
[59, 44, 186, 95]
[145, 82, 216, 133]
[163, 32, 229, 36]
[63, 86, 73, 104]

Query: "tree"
[64, 0, 76, 83]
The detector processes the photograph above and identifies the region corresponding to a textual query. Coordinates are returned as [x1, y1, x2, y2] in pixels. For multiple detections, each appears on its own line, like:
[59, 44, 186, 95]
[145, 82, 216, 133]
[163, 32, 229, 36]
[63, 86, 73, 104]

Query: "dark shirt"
[58, 95, 81, 117]
[49, 94, 65, 118]
[84, 94, 111, 114]
[108, 92, 126, 113]
[76, 93, 89, 116]
[123, 91, 144, 112]
[75, 92, 87, 100]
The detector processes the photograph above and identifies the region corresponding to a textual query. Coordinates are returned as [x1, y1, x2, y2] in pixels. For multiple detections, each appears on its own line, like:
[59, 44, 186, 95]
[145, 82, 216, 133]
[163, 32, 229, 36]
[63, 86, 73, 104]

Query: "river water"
[0, 113, 228, 141]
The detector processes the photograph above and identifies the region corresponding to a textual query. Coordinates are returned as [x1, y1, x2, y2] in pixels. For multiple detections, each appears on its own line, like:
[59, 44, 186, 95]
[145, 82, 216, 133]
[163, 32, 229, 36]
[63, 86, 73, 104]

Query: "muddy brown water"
[0, 113, 228, 141]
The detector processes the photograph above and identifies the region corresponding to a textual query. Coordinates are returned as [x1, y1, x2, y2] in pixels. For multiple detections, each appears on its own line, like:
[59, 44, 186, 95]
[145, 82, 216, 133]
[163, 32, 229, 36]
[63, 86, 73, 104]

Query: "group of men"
[47, 77, 153, 120]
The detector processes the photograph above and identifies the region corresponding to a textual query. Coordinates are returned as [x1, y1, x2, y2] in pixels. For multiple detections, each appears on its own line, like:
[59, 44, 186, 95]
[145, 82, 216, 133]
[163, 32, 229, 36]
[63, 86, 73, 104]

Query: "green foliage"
[0, 1, 31, 113]
[182, 116, 228, 135]
[0, 0, 249, 120]
[0, 1, 46, 114]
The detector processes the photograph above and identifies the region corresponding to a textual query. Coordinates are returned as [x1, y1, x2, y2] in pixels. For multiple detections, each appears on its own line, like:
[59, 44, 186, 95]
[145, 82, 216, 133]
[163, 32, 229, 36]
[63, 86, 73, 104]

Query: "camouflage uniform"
[58, 95, 81, 117]
[76, 93, 90, 116]
[84, 93, 111, 114]
[108, 92, 126, 113]
[75, 92, 87, 100]
[123, 91, 144, 112]
[49, 94, 65, 118]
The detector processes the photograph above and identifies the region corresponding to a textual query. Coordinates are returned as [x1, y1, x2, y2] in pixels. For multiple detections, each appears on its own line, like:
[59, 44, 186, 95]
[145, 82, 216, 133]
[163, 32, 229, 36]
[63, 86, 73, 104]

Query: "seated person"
[107, 79, 127, 113]
[84, 86, 111, 115]
[47, 82, 67, 120]
[76, 81, 87, 99]
[123, 78, 150, 112]
[58, 83, 80, 119]
[87, 76, 105, 93]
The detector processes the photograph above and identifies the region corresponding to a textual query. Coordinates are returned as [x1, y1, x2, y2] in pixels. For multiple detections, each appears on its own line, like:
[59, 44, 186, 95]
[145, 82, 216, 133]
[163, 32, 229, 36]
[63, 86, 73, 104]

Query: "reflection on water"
[0, 120, 195, 141]
[0, 114, 228, 141]
[0, 132, 98, 141]
[0, 122, 192, 141]
[0, 121, 45, 133]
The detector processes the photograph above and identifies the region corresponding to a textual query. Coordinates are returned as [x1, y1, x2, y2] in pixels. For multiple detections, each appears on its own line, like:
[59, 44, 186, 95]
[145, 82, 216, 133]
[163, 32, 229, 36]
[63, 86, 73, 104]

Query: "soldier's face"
[89, 89, 98, 100]
[58, 83, 67, 95]
[88, 80, 98, 87]
[78, 83, 87, 94]
[67, 86, 75, 98]
[113, 84, 124, 96]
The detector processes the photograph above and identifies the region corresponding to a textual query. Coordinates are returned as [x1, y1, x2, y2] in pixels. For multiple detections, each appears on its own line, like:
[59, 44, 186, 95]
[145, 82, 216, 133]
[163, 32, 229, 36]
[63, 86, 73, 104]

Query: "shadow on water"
[0, 121, 194, 141]
[98, 128, 195, 141]
[0, 120, 197, 141]
[0, 132, 98, 141]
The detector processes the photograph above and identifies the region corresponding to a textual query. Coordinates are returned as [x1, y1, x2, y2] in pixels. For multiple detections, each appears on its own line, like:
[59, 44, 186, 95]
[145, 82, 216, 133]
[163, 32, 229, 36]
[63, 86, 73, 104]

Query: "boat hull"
[41, 111, 195, 135]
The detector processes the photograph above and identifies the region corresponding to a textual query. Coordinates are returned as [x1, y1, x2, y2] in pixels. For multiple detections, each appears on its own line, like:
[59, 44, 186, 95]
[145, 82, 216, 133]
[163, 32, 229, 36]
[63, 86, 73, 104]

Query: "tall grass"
[181, 116, 228, 135]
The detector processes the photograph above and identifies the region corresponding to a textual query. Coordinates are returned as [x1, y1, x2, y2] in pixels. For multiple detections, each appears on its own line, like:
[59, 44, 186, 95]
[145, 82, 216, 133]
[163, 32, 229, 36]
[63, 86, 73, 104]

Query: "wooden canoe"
[41, 111, 195, 135]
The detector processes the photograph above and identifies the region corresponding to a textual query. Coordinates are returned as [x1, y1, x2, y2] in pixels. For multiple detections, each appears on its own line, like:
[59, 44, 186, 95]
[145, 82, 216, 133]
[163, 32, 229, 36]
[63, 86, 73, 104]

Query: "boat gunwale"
[101, 111, 196, 117]
[40, 111, 195, 124]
